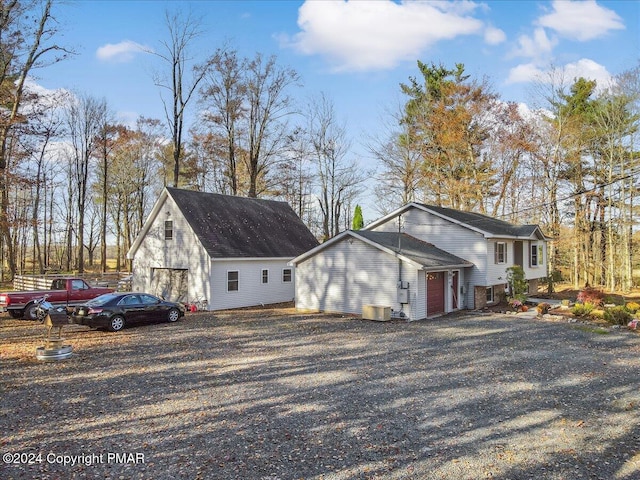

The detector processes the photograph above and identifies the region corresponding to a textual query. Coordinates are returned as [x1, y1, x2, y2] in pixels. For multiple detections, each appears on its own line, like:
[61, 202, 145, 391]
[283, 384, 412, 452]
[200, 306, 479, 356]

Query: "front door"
[427, 272, 445, 317]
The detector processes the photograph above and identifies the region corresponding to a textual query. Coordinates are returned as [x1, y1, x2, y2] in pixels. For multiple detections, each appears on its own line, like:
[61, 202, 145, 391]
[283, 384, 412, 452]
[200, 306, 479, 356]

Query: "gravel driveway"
[1, 307, 639, 480]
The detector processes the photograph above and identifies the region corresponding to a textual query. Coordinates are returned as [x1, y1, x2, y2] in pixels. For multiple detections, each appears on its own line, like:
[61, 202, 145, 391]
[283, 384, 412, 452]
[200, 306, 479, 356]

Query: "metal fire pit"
[35, 310, 73, 361]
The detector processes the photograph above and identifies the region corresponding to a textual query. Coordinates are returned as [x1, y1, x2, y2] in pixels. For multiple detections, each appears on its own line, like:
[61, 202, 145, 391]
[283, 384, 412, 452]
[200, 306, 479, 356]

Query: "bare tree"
[367, 104, 424, 214]
[94, 111, 117, 272]
[65, 93, 107, 273]
[305, 94, 363, 241]
[243, 53, 299, 197]
[152, 9, 209, 187]
[199, 47, 245, 194]
[199, 49, 300, 197]
[0, 0, 70, 279]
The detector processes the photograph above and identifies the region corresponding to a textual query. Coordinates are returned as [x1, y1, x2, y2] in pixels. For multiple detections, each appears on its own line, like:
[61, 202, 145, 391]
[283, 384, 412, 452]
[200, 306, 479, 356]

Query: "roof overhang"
[290, 230, 425, 268]
[291, 230, 473, 271]
[127, 188, 170, 260]
[364, 203, 492, 237]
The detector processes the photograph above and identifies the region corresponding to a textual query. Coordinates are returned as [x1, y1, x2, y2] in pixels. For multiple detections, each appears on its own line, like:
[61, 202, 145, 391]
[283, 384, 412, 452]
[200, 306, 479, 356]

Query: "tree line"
[2, 1, 639, 292]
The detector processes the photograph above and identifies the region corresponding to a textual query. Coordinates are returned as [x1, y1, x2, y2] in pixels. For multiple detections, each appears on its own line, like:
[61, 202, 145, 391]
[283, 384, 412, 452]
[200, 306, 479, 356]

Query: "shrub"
[536, 302, 551, 314]
[506, 266, 528, 297]
[625, 301, 640, 314]
[591, 309, 605, 319]
[604, 306, 632, 326]
[576, 288, 605, 307]
[572, 302, 595, 317]
[603, 295, 623, 306]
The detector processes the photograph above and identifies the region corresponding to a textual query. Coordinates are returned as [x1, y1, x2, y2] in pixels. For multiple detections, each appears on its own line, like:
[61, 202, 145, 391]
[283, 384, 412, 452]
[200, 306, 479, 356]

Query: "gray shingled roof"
[166, 188, 319, 258]
[355, 231, 473, 269]
[418, 204, 541, 237]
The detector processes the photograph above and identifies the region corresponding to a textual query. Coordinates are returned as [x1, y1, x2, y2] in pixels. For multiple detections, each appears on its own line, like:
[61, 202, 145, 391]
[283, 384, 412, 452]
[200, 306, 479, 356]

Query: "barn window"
[164, 221, 173, 240]
[282, 268, 292, 283]
[261, 269, 269, 284]
[227, 271, 239, 292]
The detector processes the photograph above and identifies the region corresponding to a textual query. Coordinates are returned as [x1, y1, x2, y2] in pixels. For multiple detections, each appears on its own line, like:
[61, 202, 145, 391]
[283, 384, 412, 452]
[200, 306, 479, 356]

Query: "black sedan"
[70, 293, 185, 332]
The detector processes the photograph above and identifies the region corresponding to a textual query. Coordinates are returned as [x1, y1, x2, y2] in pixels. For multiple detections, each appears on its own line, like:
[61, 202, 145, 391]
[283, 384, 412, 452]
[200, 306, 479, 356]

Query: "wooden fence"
[12, 273, 132, 291]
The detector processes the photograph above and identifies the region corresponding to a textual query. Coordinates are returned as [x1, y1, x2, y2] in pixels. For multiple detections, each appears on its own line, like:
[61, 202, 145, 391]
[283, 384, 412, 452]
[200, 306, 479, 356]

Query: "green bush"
[603, 295, 623, 306]
[604, 306, 632, 326]
[572, 302, 595, 317]
[506, 265, 528, 297]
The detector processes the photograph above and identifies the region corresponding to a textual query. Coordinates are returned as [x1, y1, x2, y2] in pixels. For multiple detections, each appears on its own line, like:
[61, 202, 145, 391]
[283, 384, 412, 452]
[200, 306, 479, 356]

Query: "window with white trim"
[227, 271, 239, 292]
[530, 243, 543, 267]
[495, 242, 506, 264]
[261, 269, 269, 284]
[282, 268, 292, 283]
[486, 286, 494, 303]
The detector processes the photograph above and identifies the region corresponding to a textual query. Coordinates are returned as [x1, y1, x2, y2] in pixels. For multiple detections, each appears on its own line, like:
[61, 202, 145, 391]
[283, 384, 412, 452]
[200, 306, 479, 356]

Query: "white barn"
[292, 203, 549, 320]
[127, 187, 319, 311]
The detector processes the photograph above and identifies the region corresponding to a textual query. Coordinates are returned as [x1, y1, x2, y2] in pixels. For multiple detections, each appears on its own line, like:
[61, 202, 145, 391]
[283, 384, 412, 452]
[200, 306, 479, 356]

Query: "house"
[291, 202, 549, 320]
[127, 187, 319, 311]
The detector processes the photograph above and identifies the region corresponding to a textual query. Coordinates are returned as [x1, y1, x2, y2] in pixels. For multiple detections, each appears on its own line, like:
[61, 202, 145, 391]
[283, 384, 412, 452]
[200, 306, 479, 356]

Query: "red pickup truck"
[0, 278, 114, 320]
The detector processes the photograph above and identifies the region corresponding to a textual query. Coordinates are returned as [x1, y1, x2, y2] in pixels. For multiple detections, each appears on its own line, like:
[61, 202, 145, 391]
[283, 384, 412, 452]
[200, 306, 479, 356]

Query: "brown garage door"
[427, 271, 445, 316]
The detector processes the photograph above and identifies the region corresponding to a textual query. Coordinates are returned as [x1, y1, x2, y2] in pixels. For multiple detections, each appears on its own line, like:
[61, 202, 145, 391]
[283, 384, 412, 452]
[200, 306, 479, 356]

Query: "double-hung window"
[495, 242, 506, 264]
[486, 286, 494, 303]
[261, 269, 269, 284]
[531, 243, 543, 267]
[227, 271, 239, 292]
[282, 268, 292, 283]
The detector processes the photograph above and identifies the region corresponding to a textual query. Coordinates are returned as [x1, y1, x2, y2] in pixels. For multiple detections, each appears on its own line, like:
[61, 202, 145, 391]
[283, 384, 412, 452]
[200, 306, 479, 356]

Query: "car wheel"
[108, 315, 125, 332]
[24, 304, 41, 322]
[167, 308, 180, 323]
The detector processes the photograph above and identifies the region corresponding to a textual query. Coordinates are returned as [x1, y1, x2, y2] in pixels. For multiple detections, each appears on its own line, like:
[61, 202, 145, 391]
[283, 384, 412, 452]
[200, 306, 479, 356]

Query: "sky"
[32, 0, 640, 214]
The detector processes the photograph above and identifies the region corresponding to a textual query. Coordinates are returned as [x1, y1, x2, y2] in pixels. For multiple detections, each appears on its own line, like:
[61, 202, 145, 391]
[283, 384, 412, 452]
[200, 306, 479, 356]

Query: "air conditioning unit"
[362, 304, 391, 321]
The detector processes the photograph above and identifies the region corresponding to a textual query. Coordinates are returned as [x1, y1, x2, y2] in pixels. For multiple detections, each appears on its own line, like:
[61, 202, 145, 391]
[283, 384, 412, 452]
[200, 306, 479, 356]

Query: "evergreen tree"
[352, 205, 364, 230]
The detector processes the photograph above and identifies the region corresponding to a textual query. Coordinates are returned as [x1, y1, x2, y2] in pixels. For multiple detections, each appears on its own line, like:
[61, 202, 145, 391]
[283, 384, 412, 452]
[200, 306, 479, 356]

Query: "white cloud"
[511, 27, 557, 59]
[96, 40, 149, 62]
[562, 58, 612, 88]
[537, 0, 624, 41]
[506, 58, 612, 89]
[484, 26, 506, 45]
[505, 63, 546, 85]
[284, 0, 484, 72]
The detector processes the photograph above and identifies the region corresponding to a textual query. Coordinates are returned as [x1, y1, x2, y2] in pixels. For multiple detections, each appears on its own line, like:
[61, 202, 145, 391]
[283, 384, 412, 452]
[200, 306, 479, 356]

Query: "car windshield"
[85, 293, 121, 306]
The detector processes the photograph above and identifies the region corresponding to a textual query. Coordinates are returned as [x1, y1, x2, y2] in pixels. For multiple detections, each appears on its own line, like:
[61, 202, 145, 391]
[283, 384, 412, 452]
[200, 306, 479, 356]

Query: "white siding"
[371, 208, 487, 309]
[131, 196, 296, 310]
[211, 259, 295, 311]
[487, 239, 548, 287]
[131, 196, 210, 302]
[371, 208, 548, 307]
[522, 240, 548, 280]
[295, 236, 422, 320]
[486, 240, 512, 286]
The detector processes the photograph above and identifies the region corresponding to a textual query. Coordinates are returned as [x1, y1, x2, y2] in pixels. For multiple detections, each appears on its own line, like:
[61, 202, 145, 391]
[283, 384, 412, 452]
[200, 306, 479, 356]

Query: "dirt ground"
[1, 307, 640, 480]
